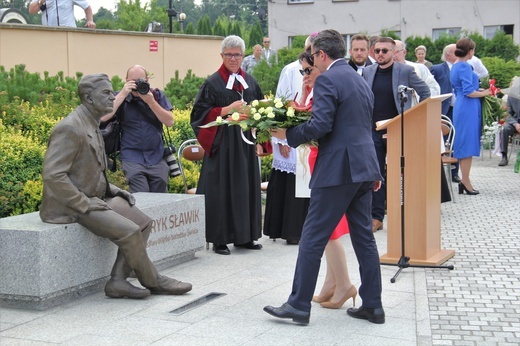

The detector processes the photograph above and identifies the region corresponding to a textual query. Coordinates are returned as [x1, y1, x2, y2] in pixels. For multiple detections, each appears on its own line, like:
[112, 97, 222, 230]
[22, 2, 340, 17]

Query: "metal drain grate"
[170, 292, 227, 315]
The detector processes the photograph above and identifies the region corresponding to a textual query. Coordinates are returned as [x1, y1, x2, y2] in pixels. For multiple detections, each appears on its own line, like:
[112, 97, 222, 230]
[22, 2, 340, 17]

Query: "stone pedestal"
[0, 193, 205, 310]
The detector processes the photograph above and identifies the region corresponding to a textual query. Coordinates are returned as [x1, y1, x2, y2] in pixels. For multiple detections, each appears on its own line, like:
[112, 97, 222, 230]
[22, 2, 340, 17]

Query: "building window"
[288, 0, 314, 4]
[484, 25, 514, 39]
[432, 28, 461, 41]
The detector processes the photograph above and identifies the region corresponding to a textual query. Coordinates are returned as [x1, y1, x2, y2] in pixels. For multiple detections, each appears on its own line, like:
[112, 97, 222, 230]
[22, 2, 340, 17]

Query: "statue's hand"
[88, 197, 110, 212]
[115, 190, 136, 206]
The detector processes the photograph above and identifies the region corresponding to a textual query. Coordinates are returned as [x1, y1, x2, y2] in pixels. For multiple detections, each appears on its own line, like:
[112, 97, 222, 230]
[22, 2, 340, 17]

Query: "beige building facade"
[0, 23, 223, 89]
[267, 0, 519, 54]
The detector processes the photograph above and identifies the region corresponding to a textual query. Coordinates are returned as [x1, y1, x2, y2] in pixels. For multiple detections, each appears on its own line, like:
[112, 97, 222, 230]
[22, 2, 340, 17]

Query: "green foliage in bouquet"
[480, 78, 507, 127]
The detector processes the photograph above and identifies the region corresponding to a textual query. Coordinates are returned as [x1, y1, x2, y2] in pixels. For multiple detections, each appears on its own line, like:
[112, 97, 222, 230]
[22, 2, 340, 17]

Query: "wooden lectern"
[376, 95, 455, 266]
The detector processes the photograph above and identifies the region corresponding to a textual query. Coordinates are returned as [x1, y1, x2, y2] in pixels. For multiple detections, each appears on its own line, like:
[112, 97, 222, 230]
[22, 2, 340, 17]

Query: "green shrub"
[481, 57, 520, 89]
[0, 124, 46, 217]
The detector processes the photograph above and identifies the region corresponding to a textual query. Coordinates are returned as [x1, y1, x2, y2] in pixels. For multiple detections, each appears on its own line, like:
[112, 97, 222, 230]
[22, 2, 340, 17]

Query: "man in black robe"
[191, 35, 264, 255]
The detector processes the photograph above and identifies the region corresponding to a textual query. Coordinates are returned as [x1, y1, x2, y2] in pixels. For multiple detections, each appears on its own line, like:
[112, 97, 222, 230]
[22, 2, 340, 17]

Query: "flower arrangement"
[199, 97, 312, 144]
[481, 78, 506, 127]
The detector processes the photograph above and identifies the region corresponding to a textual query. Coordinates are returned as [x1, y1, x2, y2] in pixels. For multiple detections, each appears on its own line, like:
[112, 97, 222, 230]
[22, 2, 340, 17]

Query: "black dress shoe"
[347, 306, 385, 324]
[286, 239, 299, 245]
[234, 241, 262, 250]
[263, 303, 310, 325]
[212, 244, 230, 255]
[451, 175, 461, 183]
[498, 157, 508, 166]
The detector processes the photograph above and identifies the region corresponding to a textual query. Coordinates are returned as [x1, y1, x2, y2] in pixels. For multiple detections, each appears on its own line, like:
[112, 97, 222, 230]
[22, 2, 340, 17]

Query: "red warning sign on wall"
[149, 40, 158, 52]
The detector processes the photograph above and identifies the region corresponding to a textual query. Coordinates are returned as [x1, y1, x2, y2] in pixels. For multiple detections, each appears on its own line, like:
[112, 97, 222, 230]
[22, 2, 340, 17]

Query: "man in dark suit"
[264, 29, 385, 325]
[430, 44, 460, 181]
[40, 74, 192, 299]
[363, 37, 430, 232]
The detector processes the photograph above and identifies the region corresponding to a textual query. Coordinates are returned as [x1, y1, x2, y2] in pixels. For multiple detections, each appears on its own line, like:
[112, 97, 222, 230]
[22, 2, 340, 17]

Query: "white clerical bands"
[226, 74, 249, 90]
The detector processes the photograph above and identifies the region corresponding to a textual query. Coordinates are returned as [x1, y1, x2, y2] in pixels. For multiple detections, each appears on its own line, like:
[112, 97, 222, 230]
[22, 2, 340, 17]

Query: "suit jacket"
[506, 96, 520, 125]
[363, 62, 431, 112]
[286, 59, 382, 187]
[40, 105, 121, 223]
[261, 48, 277, 64]
[430, 62, 452, 115]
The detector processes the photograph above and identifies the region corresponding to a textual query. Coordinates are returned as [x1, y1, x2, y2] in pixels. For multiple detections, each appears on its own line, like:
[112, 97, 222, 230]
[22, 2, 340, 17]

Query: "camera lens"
[164, 146, 181, 177]
[135, 78, 150, 95]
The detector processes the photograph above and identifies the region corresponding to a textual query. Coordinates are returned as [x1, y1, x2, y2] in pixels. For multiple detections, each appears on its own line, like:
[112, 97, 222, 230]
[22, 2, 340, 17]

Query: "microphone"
[398, 85, 415, 93]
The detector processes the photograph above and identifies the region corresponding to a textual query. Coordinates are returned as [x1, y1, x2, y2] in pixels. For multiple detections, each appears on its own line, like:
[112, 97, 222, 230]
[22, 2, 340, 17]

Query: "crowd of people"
[36, 4, 511, 325]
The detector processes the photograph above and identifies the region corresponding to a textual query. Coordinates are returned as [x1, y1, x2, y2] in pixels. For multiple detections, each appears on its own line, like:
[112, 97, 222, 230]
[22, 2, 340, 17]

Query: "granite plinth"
[0, 193, 205, 310]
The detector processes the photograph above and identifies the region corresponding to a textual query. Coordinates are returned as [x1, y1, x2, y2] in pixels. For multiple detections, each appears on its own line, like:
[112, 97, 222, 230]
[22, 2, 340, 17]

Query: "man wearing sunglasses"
[261, 37, 278, 66]
[362, 37, 430, 233]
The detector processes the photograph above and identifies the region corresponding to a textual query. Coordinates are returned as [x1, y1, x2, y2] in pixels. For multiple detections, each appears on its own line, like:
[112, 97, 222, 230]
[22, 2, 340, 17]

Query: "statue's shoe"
[105, 279, 151, 299]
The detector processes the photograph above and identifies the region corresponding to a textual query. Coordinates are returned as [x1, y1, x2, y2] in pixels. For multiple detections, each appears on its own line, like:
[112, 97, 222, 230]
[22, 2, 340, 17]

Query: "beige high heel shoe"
[312, 285, 335, 303]
[320, 285, 357, 309]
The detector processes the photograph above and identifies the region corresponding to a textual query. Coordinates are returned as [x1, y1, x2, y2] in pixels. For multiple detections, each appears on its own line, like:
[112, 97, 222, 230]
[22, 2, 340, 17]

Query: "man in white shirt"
[29, 0, 95, 28]
[468, 55, 489, 79]
[394, 40, 440, 98]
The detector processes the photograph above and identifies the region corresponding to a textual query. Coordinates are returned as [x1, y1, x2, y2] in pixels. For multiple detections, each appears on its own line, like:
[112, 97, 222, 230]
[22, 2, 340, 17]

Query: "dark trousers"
[500, 123, 519, 156]
[122, 160, 169, 193]
[287, 182, 382, 312]
[372, 130, 386, 222]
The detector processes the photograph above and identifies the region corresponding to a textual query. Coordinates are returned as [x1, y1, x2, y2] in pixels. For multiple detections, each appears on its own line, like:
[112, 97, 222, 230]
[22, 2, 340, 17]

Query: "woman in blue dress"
[450, 38, 491, 195]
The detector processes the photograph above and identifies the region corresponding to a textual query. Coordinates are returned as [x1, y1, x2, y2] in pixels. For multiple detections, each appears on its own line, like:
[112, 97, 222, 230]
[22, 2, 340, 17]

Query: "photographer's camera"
[133, 78, 150, 95]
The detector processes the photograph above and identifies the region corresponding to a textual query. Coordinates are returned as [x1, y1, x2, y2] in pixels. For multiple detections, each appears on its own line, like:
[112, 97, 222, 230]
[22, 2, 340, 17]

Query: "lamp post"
[167, 0, 177, 34]
[179, 12, 186, 32]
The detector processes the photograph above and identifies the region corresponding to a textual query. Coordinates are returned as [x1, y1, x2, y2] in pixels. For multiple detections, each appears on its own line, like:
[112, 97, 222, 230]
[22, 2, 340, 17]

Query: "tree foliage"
[248, 21, 264, 48]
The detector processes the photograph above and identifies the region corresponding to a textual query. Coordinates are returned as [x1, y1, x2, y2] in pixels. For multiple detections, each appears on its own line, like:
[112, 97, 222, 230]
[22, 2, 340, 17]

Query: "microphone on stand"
[397, 85, 415, 103]
[398, 85, 415, 93]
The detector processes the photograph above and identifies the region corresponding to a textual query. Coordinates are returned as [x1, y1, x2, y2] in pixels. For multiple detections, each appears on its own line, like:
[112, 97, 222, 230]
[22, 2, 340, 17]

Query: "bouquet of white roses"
[199, 97, 312, 144]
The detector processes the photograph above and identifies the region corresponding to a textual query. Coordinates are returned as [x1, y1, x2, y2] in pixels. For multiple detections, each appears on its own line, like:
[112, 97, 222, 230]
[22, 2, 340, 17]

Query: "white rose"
[231, 112, 240, 121]
[216, 116, 223, 123]
[240, 123, 248, 130]
[275, 101, 284, 108]
[265, 106, 273, 113]
[267, 112, 275, 119]
[250, 107, 257, 114]
[286, 107, 295, 117]
[274, 98, 282, 104]
[259, 107, 266, 114]
[251, 100, 259, 107]
[253, 113, 261, 120]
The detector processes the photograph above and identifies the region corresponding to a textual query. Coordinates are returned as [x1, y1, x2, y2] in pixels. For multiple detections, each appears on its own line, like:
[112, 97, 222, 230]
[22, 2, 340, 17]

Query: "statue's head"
[78, 74, 115, 118]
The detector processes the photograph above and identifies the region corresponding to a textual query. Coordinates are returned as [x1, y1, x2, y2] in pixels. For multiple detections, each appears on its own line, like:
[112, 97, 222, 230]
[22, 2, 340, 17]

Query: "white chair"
[507, 133, 520, 162]
[177, 139, 205, 195]
[441, 116, 457, 202]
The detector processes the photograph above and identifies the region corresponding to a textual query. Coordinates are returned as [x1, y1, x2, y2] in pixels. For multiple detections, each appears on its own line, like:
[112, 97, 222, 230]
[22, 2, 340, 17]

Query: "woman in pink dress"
[296, 50, 357, 309]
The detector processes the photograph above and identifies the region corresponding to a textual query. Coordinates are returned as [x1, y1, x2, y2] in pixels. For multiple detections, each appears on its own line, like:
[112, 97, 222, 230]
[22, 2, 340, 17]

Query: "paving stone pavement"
[0, 152, 518, 345]
[429, 154, 520, 345]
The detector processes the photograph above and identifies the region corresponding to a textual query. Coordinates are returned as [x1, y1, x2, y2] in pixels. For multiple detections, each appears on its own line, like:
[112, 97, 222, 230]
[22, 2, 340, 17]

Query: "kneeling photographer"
[100, 65, 175, 193]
